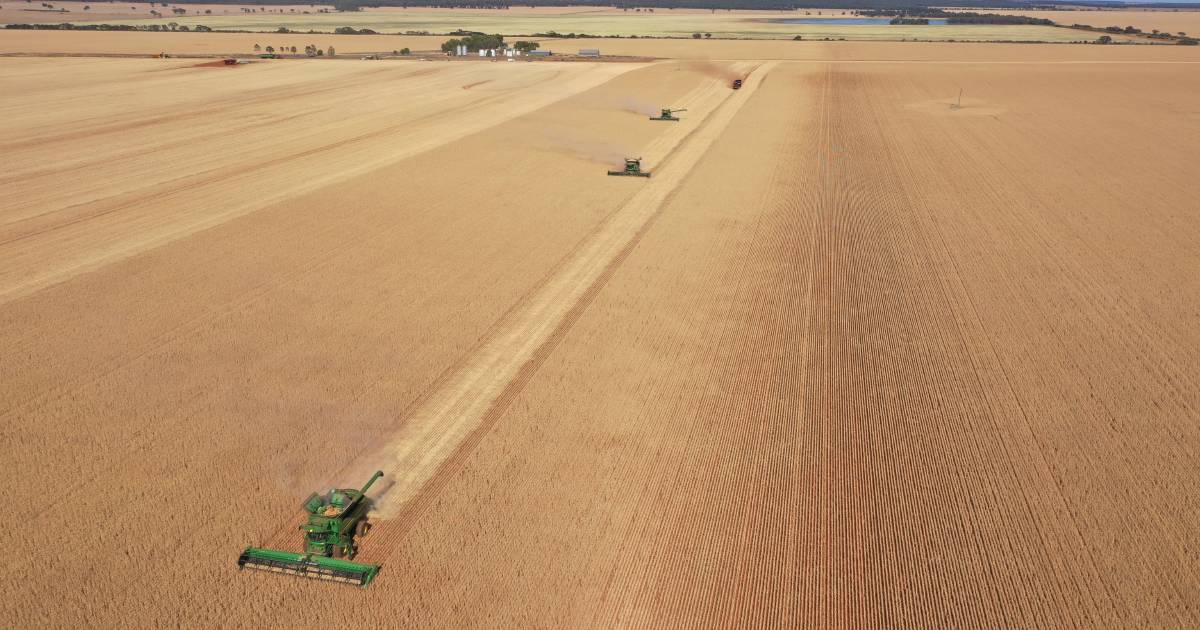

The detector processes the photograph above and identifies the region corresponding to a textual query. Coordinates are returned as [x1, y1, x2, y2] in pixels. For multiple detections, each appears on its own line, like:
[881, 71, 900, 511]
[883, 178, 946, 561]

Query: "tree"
[290, 46, 297, 53]
[1179, 38, 1199, 46]
[265, 45, 274, 53]
[513, 40, 539, 53]
[327, 46, 335, 56]
[400, 47, 410, 55]
[83, 5, 90, 9]
[441, 33, 503, 53]
[704, 33, 711, 39]
[253, 43, 261, 51]
[692, 32, 701, 39]
[1096, 35, 1112, 45]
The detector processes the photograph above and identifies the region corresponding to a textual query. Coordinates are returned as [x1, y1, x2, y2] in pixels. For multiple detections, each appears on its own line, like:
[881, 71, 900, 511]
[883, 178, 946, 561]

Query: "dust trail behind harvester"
[684, 60, 741, 83]
[262, 396, 390, 498]
[530, 127, 633, 169]
[616, 96, 662, 117]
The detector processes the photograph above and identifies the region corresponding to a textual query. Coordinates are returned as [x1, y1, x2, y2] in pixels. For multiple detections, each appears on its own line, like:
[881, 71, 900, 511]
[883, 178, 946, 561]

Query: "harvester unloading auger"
[238, 470, 384, 587]
[650, 107, 686, 121]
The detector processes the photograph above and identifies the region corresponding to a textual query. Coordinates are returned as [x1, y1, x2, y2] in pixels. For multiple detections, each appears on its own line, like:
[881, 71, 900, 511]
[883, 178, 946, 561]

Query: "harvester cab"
[607, 157, 651, 178]
[650, 107, 687, 121]
[238, 470, 385, 587]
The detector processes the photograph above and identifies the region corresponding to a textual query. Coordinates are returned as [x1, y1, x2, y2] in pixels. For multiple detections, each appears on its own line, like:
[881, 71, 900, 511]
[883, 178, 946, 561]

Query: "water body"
[776, 18, 950, 26]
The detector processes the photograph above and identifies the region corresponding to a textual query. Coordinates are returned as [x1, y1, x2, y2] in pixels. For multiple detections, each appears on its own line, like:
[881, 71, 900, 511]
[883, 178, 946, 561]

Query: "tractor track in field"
[0, 66, 397, 152]
[334, 63, 775, 551]
[0, 62, 639, 305]
[0, 67, 613, 413]
[259, 63, 766, 552]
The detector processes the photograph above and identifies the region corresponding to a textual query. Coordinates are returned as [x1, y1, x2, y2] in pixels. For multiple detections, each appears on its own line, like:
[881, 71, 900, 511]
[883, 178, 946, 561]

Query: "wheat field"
[2, 36, 1198, 627]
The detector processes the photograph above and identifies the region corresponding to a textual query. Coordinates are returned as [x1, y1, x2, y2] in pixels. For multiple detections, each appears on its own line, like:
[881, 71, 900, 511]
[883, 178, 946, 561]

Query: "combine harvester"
[238, 470, 385, 587]
[649, 107, 686, 122]
[607, 157, 651, 178]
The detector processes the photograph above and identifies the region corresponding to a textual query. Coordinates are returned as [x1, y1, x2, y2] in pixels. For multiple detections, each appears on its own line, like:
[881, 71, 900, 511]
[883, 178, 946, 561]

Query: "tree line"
[859, 8, 1053, 26]
[167, 0, 1031, 11]
[6, 22, 214, 31]
[437, 32, 539, 51]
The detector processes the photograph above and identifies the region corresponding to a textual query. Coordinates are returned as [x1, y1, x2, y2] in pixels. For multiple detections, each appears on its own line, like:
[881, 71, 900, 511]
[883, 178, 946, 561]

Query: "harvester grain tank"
[237, 470, 384, 587]
[607, 158, 651, 178]
[650, 107, 686, 121]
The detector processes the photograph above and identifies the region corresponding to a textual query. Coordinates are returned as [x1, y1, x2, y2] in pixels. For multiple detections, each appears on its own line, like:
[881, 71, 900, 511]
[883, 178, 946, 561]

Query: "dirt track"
[2, 45, 1199, 627]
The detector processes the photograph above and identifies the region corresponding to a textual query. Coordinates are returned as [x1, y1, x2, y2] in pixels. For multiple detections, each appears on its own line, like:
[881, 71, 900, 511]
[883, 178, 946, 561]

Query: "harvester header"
[237, 470, 385, 587]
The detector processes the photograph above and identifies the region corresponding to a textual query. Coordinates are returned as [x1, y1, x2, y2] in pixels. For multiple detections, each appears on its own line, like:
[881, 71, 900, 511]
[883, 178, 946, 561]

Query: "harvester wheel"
[356, 519, 370, 538]
[331, 545, 344, 559]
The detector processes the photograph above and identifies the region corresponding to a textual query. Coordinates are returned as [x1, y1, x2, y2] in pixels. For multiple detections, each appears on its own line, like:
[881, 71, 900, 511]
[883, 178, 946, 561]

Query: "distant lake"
[775, 18, 950, 26]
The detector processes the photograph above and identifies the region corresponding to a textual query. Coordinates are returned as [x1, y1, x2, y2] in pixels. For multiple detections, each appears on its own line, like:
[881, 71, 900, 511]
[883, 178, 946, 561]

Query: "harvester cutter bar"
[238, 547, 379, 587]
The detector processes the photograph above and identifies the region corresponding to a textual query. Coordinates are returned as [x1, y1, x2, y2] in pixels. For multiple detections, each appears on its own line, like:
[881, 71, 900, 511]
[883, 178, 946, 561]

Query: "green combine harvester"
[238, 470, 384, 587]
[607, 157, 651, 178]
[649, 107, 686, 121]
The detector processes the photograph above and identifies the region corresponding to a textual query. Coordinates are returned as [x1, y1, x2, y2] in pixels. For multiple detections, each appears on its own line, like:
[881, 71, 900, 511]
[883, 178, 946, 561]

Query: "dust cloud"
[530, 128, 633, 168]
[684, 60, 740, 82]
